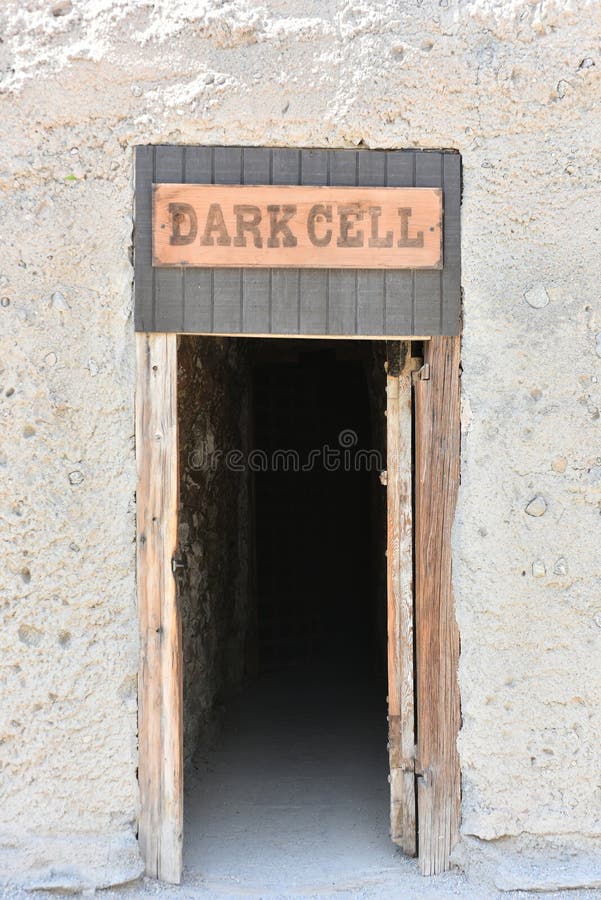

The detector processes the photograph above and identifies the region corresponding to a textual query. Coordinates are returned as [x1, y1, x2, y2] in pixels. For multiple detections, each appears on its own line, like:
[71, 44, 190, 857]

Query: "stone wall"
[178, 336, 252, 769]
[1, 0, 600, 890]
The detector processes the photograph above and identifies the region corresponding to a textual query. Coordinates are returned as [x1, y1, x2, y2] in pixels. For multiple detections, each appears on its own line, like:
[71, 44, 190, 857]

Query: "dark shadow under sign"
[134, 146, 461, 337]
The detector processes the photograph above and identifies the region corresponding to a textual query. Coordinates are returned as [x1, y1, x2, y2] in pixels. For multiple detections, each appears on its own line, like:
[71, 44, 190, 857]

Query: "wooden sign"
[152, 184, 442, 270]
[135, 146, 461, 336]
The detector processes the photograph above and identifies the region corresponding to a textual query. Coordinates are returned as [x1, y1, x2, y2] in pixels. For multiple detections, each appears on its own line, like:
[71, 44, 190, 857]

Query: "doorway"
[135, 332, 460, 884]
[177, 338, 392, 886]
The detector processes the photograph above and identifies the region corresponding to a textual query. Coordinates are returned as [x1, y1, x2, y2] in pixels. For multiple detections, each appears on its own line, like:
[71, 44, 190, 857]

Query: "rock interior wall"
[178, 336, 252, 770]
[0, 0, 600, 890]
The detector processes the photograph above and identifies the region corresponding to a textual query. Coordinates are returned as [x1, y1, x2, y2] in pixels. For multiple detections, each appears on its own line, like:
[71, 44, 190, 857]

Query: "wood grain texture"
[414, 335, 461, 875]
[386, 343, 418, 856]
[152, 184, 442, 269]
[136, 333, 183, 884]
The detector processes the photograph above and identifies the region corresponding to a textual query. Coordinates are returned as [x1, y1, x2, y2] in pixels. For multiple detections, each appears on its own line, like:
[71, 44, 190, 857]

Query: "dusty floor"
[183, 663, 393, 896]
[32, 666, 599, 900]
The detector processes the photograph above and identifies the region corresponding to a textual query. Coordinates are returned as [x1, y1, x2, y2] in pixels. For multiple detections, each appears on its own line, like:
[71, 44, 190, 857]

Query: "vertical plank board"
[385, 151, 415, 335]
[387, 342, 417, 856]
[299, 149, 328, 333]
[299, 269, 328, 334]
[327, 269, 356, 334]
[357, 152, 385, 333]
[329, 150, 358, 333]
[300, 148, 328, 185]
[154, 147, 185, 332]
[182, 148, 213, 333]
[414, 270, 441, 338]
[330, 148, 357, 184]
[385, 150, 415, 186]
[414, 335, 461, 875]
[214, 148, 243, 331]
[357, 270, 385, 335]
[241, 150, 271, 331]
[271, 150, 301, 334]
[272, 147, 301, 185]
[214, 146, 243, 183]
[136, 332, 182, 884]
[358, 149, 386, 186]
[182, 269, 213, 335]
[184, 145, 212, 183]
[134, 146, 155, 332]
[213, 269, 243, 333]
[242, 146, 271, 185]
[385, 271, 414, 336]
[413, 152, 441, 187]
[242, 268, 271, 333]
[271, 269, 300, 334]
[414, 153, 442, 336]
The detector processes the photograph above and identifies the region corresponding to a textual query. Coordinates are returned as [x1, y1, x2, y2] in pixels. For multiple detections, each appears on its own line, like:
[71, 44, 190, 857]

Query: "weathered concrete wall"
[0, 0, 600, 890]
[178, 336, 252, 769]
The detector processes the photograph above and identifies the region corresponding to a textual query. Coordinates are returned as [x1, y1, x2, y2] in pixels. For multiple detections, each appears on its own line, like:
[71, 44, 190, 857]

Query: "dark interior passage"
[253, 345, 383, 674]
[178, 336, 391, 881]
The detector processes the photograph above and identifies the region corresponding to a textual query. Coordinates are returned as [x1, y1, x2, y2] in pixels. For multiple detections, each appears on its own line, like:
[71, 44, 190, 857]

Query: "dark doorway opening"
[253, 344, 382, 674]
[178, 337, 394, 887]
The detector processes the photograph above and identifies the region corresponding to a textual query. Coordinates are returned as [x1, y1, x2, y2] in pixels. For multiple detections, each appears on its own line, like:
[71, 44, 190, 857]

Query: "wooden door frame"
[135, 333, 182, 884]
[414, 336, 462, 874]
[135, 332, 461, 883]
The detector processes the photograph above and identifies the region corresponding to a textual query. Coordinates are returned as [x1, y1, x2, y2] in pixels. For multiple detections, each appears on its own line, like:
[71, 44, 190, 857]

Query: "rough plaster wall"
[0, 0, 600, 890]
[178, 336, 251, 770]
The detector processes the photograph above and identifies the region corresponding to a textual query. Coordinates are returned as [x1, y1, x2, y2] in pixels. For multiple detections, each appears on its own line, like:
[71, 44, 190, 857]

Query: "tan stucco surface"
[1, 0, 600, 891]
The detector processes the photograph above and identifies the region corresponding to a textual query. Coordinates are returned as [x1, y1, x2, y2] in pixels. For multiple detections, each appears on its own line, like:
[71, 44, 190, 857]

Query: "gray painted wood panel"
[134, 146, 461, 336]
